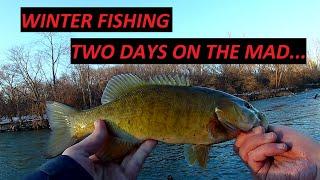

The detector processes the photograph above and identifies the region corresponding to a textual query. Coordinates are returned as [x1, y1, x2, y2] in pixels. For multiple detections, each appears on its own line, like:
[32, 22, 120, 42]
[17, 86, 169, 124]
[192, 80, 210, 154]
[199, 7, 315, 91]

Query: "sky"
[0, 0, 320, 64]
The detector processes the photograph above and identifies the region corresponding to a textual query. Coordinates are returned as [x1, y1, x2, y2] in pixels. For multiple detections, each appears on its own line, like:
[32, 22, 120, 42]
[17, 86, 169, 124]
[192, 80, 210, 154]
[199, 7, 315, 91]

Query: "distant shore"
[0, 118, 49, 133]
[1, 85, 319, 133]
[236, 84, 320, 101]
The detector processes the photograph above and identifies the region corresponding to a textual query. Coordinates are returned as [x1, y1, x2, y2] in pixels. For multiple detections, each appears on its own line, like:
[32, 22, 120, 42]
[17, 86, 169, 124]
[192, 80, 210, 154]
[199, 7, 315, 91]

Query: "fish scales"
[45, 74, 268, 167]
[98, 86, 214, 144]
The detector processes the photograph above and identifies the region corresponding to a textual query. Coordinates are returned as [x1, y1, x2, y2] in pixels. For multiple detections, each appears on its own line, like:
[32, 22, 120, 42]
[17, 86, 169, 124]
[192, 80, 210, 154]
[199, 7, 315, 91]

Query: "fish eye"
[245, 102, 252, 109]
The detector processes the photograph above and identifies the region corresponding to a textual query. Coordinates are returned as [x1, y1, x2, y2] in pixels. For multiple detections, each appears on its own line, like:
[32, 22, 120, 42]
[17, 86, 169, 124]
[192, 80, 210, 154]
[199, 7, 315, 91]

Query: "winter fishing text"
[21, 7, 172, 32]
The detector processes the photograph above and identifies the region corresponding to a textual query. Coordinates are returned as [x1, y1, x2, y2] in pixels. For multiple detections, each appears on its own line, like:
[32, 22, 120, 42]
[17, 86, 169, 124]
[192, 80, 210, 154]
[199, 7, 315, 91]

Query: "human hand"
[235, 125, 320, 180]
[62, 120, 157, 180]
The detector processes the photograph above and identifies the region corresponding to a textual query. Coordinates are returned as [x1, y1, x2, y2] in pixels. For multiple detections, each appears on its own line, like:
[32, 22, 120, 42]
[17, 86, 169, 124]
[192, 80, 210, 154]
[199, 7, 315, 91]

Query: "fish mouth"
[258, 113, 269, 129]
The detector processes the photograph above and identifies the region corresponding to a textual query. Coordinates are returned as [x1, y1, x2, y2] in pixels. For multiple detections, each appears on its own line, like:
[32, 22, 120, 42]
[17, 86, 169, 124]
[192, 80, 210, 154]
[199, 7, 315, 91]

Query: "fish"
[46, 74, 268, 167]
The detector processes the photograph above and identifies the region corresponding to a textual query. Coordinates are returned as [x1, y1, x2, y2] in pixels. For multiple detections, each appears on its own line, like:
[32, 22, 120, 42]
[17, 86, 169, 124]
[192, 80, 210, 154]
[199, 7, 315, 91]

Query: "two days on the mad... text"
[71, 38, 306, 64]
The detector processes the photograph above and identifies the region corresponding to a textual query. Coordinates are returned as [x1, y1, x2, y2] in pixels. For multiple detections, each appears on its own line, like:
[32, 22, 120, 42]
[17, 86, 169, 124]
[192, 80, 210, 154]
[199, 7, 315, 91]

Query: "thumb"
[72, 120, 108, 157]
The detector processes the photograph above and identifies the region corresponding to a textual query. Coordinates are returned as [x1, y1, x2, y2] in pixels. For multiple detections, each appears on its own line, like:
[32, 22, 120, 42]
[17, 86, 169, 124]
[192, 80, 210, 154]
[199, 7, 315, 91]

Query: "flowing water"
[1, 89, 320, 180]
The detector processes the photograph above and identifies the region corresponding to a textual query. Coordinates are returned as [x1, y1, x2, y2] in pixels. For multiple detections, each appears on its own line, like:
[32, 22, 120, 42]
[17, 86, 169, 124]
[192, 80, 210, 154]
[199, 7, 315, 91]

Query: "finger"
[269, 125, 298, 142]
[124, 140, 157, 177]
[235, 126, 265, 151]
[268, 125, 297, 136]
[238, 132, 277, 162]
[247, 143, 288, 172]
[72, 120, 108, 157]
[89, 154, 101, 163]
[268, 125, 285, 132]
[121, 151, 134, 168]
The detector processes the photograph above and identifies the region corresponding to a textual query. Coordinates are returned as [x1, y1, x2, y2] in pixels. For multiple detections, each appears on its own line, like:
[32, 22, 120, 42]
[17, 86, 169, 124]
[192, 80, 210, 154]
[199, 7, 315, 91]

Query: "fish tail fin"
[45, 101, 78, 158]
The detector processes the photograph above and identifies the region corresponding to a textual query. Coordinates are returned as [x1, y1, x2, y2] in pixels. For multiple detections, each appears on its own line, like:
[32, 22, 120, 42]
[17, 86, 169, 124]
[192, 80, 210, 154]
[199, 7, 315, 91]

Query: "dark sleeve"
[24, 155, 93, 180]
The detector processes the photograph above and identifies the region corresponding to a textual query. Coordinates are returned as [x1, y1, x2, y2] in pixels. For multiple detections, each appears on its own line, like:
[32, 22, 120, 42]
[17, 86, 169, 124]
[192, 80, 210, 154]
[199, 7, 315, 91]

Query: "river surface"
[1, 89, 320, 180]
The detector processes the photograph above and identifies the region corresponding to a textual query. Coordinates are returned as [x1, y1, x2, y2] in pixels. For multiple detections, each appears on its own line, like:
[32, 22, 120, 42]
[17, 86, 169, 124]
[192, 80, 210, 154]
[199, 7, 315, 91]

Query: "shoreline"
[1, 85, 319, 133]
[0, 119, 49, 133]
[236, 84, 320, 101]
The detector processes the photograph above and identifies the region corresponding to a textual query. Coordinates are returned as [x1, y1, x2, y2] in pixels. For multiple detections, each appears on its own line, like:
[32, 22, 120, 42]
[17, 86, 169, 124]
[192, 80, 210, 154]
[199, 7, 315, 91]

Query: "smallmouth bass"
[46, 74, 268, 167]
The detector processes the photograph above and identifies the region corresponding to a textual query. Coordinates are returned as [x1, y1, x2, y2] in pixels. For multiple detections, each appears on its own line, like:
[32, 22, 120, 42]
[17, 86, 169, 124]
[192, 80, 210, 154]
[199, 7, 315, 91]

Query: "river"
[1, 89, 319, 180]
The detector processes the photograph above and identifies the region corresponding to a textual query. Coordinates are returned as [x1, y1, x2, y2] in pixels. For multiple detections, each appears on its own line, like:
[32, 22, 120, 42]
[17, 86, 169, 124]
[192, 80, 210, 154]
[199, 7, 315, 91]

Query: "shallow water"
[1, 89, 319, 180]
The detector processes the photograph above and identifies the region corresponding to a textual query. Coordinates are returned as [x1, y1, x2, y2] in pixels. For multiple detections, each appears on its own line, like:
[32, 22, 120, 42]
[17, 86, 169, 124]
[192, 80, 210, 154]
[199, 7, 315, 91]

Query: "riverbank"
[0, 118, 49, 133]
[1, 85, 319, 133]
[236, 84, 320, 101]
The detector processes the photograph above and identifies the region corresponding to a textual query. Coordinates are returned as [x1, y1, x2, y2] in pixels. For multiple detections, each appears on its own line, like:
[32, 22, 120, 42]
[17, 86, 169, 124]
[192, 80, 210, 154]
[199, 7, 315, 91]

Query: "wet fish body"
[46, 74, 268, 167]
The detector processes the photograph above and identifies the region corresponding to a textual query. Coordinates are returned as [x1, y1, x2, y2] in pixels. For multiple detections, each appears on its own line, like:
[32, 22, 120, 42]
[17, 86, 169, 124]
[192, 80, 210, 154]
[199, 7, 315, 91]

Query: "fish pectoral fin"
[96, 137, 138, 163]
[184, 144, 210, 168]
[215, 107, 227, 123]
[215, 107, 237, 132]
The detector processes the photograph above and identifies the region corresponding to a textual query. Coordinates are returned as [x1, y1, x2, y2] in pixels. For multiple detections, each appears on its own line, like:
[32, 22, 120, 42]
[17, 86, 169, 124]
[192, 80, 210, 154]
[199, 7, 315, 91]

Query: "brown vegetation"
[0, 34, 319, 121]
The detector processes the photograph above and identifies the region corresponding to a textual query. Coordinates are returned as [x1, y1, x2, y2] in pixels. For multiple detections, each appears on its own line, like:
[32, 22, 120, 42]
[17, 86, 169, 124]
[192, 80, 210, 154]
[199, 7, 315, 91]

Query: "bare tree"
[8, 46, 46, 119]
[38, 33, 68, 98]
[273, 65, 286, 88]
[0, 65, 20, 121]
[71, 65, 93, 109]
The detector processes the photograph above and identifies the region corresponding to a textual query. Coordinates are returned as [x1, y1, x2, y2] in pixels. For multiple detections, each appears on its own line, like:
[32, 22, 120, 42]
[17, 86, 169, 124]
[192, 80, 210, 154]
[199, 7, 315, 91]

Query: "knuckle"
[264, 132, 277, 142]
[97, 131, 107, 140]
[93, 129, 107, 140]
[235, 133, 244, 144]
[253, 126, 264, 134]
[234, 138, 243, 148]
[247, 151, 256, 162]
[239, 148, 247, 161]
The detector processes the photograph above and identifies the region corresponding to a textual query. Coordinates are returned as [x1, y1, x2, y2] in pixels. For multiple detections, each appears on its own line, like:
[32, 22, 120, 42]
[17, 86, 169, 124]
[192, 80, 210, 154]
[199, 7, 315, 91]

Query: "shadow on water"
[0, 89, 319, 180]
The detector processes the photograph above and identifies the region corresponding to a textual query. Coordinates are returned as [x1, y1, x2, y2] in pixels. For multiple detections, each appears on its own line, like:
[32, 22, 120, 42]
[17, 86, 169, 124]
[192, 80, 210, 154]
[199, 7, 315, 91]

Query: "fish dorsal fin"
[149, 74, 190, 86]
[184, 144, 210, 168]
[101, 74, 146, 104]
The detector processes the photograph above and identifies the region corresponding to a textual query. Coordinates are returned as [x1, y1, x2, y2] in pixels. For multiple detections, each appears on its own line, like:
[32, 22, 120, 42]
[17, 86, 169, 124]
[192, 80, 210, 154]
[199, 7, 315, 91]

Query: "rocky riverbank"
[0, 119, 49, 132]
[235, 87, 295, 101]
[236, 84, 320, 101]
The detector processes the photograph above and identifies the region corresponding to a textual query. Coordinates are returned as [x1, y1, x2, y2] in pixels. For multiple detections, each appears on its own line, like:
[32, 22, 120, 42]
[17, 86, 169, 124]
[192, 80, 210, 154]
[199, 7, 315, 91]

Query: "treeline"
[0, 34, 319, 121]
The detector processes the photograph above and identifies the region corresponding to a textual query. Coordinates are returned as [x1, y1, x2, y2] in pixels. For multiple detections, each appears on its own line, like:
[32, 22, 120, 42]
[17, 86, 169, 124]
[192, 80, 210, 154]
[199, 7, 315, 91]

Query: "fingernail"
[253, 126, 263, 134]
[94, 120, 99, 127]
[149, 140, 158, 145]
[266, 133, 276, 140]
[277, 144, 287, 150]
